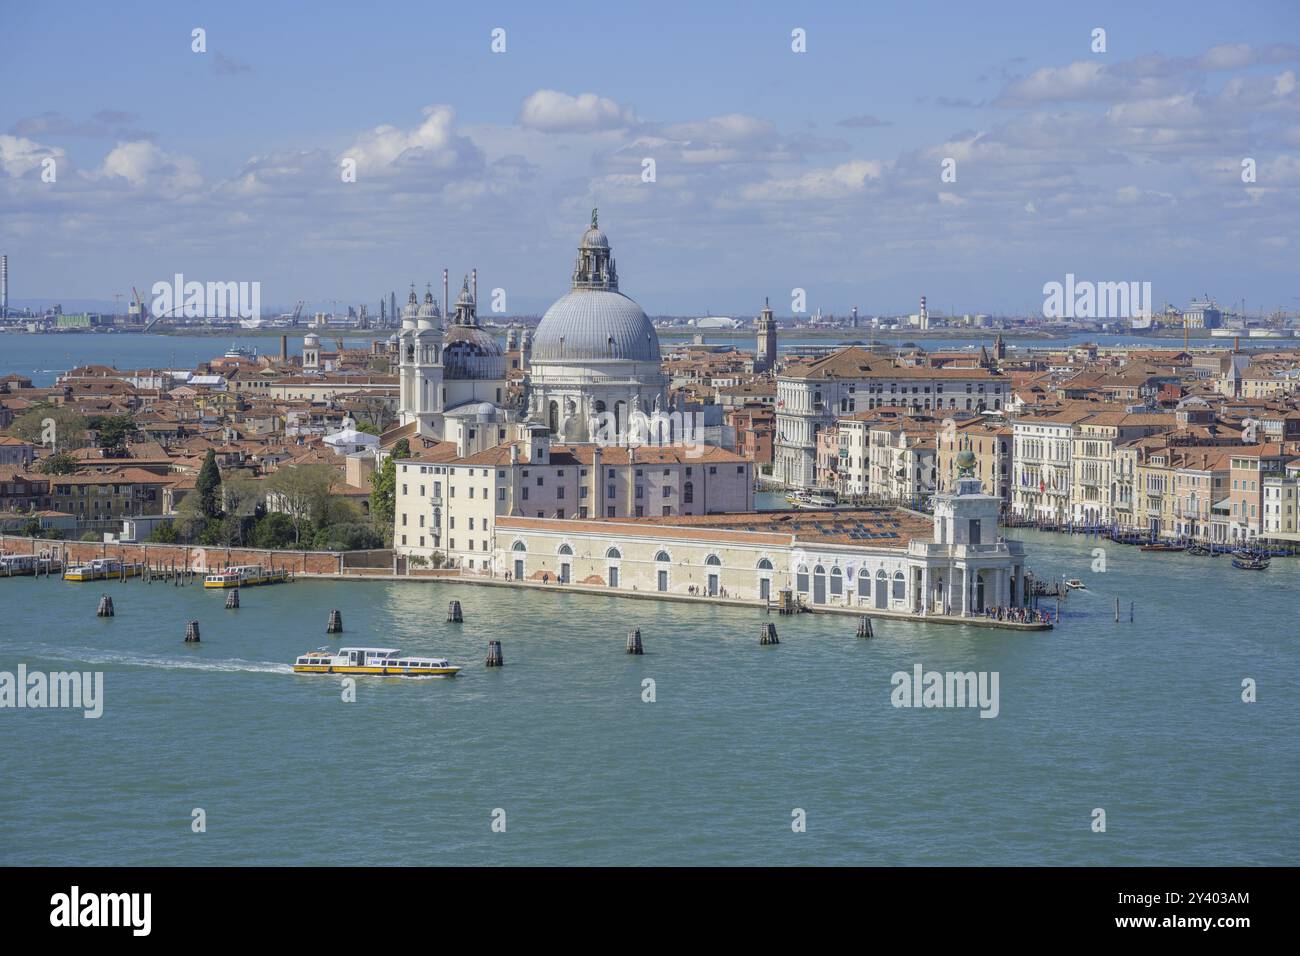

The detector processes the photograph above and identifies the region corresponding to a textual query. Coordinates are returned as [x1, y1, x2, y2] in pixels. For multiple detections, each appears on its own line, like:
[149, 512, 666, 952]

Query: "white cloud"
[341, 105, 478, 175]
[0, 134, 64, 176]
[518, 90, 634, 133]
[95, 141, 201, 192]
[741, 159, 882, 201]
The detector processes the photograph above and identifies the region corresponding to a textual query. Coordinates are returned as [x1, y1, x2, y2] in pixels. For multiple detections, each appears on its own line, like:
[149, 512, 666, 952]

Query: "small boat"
[64, 558, 145, 582]
[203, 564, 291, 588]
[787, 490, 837, 509]
[1064, 579, 1087, 590]
[1139, 543, 1185, 553]
[0, 553, 61, 576]
[1231, 556, 1270, 570]
[293, 646, 461, 677]
[1186, 544, 1210, 556]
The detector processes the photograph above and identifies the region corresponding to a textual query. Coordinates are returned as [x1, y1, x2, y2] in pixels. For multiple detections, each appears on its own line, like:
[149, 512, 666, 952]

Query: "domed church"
[525, 210, 668, 441]
[397, 273, 512, 441]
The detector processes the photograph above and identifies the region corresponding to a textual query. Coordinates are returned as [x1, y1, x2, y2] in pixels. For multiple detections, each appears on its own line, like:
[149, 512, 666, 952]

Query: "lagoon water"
[1, 530, 1295, 866]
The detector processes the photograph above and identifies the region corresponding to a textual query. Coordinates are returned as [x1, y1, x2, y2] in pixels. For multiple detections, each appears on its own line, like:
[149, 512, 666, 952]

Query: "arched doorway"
[655, 550, 670, 592]
[813, 564, 826, 604]
[705, 554, 721, 596]
[606, 546, 621, 588]
[557, 543, 573, 584]
[511, 540, 526, 581]
[874, 569, 888, 609]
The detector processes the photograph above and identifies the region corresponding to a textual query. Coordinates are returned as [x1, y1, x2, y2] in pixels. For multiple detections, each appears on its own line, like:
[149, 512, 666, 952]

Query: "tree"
[148, 522, 179, 544]
[252, 512, 298, 549]
[265, 464, 337, 545]
[37, 451, 80, 475]
[312, 521, 384, 551]
[19, 516, 42, 538]
[369, 457, 397, 537]
[92, 414, 135, 456]
[219, 475, 263, 547]
[196, 450, 222, 520]
[7, 405, 88, 450]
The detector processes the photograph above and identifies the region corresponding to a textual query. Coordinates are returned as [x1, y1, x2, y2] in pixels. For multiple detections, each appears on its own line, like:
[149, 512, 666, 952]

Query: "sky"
[1, 0, 1298, 317]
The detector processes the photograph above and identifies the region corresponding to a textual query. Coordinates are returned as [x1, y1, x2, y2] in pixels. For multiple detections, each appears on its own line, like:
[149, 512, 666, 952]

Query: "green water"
[0, 530, 1295, 865]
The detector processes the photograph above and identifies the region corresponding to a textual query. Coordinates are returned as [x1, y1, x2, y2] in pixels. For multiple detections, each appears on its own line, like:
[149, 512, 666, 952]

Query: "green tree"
[148, 522, 179, 543]
[7, 405, 88, 450]
[265, 464, 337, 545]
[92, 414, 135, 456]
[196, 450, 223, 520]
[252, 512, 298, 549]
[19, 516, 43, 537]
[37, 451, 80, 475]
[369, 457, 397, 536]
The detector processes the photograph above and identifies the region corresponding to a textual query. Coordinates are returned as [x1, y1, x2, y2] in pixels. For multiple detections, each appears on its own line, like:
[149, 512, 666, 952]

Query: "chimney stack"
[279, 334, 288, 363]
[1, 254, 8, 317]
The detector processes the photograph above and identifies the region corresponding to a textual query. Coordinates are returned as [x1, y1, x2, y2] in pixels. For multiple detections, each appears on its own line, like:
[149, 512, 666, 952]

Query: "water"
[1, 330, 1246, 387]
[0, 333, 381, 386]
[1, 530, 1294, 865]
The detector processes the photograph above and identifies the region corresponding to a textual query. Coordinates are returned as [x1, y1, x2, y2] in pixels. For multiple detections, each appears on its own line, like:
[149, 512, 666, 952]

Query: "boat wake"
[32, 650, 294, 675]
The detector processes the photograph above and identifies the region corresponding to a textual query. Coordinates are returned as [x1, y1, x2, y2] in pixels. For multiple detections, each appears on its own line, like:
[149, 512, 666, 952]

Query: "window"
[892, 571, 905, 600]
[607, 547, 622, 559]
[683, 481, 694, 504]
[607, 484, 616, 498]
[522, 487, 530, 501]
[662, 486, 671, 498]
[655, 551, 670, 562]
[557, 487, 566, 500]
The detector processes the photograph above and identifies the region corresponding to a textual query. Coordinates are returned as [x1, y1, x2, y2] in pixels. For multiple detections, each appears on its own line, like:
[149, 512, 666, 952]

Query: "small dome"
[444, 325, 505, 380]
[580, 225, 609, 249]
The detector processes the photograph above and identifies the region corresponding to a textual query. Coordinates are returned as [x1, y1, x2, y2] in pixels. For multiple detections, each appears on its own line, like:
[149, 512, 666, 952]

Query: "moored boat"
[64, 558, 145, 581]
[203, 564, 291, 588]
[293, 646, 461, 677]
[1064, 578, 1087, 590]
[1139, 543, 1185, 553]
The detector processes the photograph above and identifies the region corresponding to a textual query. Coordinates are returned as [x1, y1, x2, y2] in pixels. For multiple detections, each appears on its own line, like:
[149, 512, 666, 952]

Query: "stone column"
[920, 566, 930, 616]
[960, 566, 969, 616]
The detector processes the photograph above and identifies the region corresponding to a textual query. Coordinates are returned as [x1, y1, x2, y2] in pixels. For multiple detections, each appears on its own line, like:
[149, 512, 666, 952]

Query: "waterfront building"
[1068, 412, 1172, 525]
[488, 458, 1027, 616]
[1173, 448, 1233, 541]
[1011, 408, 1094, 523]
[1228, 444, 1291, 542]
[775, 347, 1007, 489]
[393, 427, 753, 570]
[1262, 460, 1300, 539]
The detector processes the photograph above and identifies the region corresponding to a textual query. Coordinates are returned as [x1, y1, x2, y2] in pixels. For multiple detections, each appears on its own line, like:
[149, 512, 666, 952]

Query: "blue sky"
[2, 0, 1298, 316]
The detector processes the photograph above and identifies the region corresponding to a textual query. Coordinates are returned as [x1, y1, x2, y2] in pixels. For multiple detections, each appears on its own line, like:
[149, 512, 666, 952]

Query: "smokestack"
[279, 334, 288, 363]
[1, 254, 7, 317]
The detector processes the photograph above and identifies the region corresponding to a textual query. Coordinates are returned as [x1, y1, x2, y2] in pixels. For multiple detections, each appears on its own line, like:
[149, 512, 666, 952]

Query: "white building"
[525, 210, 669, 442]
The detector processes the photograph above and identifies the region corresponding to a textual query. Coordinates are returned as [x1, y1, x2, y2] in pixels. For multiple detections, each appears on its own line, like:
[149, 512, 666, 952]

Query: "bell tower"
[756, 297, 777, 373]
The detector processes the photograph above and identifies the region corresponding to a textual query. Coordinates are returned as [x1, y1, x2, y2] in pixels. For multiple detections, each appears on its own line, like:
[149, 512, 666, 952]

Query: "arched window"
[511, 541, 526, 552]
[705, 554, 721, 566]
[605, 547, 622, 559]
[756, 558, 773, 570]
[655, 551, 670, 562]
[796, 564, 809, 593]
[892, 570, 905, 600]
[683, 480, 694, 504]
[830, 566, 843, 596]
[558, 544, 573, 556]
[547, 400, 560, 434]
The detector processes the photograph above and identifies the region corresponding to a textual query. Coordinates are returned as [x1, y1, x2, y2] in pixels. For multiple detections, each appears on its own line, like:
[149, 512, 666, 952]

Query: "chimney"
[1, 254, 7, 317]
[279, 334, 288, 363]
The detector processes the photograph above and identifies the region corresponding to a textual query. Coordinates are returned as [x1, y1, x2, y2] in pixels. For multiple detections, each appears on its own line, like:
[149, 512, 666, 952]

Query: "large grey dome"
[531, 290, 661, 363]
